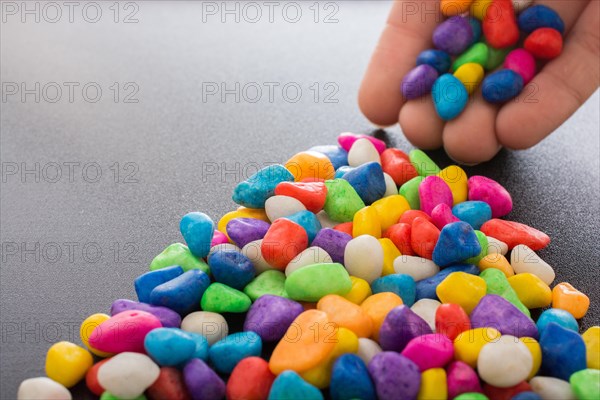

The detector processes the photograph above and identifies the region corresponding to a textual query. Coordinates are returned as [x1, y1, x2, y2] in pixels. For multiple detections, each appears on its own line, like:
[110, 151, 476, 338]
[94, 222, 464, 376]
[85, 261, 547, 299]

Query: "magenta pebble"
[504, 48, 537, 85]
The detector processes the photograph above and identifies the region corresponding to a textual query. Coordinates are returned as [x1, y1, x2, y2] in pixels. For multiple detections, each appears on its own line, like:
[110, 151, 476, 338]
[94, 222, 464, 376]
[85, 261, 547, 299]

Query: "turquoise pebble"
[144, 328, 197, 366]
[179, 212, 214, 258]
[536, 308, 579, 334]
[540, 322, 586, 380]
[268, 370, 324, 400]
[330, 354, 376, 400]
[335, 166, 354, 179]
[232, 164, 294, 208]
[452, 201, 492, 230]
[432, 74, 468, 121]
[208, 332, 262, 374]
[371, 274, 416, 306]
[134, 265, 184, 303]
[285, 210, 322, 243]
[432, 221, 481, 267]
[188, 332, 209, 361]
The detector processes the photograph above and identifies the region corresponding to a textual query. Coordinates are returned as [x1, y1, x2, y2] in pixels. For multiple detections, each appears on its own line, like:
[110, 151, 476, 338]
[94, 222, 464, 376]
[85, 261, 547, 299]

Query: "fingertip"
[358, 79, 401, 127]
[399, 98, 444, 149]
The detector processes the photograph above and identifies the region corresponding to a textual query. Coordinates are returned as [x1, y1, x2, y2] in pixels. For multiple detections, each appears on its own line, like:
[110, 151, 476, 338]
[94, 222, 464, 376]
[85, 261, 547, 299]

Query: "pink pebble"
[447, 361, 483, 398]
[504, 48, 536, 85]
[467, 176, 513, 218]
[88, 310, 162, 353]
[418, 176, 453, 216]
[211, 230, 229, 247]
[431, 203, 460, 230]
[337, 132, 386, 154]
[400, 333, 454, 371]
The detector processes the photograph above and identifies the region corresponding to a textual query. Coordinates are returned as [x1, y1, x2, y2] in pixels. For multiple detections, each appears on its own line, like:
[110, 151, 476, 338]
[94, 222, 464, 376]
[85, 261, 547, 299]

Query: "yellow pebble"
[478, 253, 514, 278]
[470, 0, 493, 20]
[454, 328, 501, 368]
[342, 276, 372, 304]
[371, 195, 410, 231]
[418, 368, 448, 400]
[80, 313, 113, 358]
[353, 206, 381, 238]
[436, 272, 487, 314]
[582, 326, 600, 369]
[508, 273, 552, 309]
[301, 327, 359, 389]
[218, 207, 269, 240]
[520, 337, 542, 380]
[379, 238, 402, 276]
[438, 165, 468, 205]
[45, 341, 93, 388]
[454, 63, 485, 95]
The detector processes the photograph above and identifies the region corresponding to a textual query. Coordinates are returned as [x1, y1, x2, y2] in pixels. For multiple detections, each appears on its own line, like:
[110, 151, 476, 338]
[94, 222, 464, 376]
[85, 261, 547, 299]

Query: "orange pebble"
[399, 210, 433, 225]
[333, 222, 353, 236]
[360, 292, 404, 341]
[285, 151, 335, 182]
[317, 295, 373, 338]
[478, 253, 514, 277]
[552, 282, 590, 319]
[441, 0, 475, 16]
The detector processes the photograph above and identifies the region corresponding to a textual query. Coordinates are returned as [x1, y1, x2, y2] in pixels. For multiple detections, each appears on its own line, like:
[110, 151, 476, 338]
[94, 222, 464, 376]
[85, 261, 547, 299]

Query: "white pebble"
[208, 243, 241, 260]
[97, 353, 159, 400]
[383, 173, 398, 197]
[181, 311, 228, 345]
[286, 246, 332, 276]
[486, 236, 508, 255]
[316, 210, 338, 229]
[357, 338, 382, 365]
[530, 376, 576, 400]
[410, 299, 441, 332]
[17, 377, 72, 400]
[477, 335, 533, 388]
[513, 0, 533, 13]
[241, 239, 274, 274]
[510, 244, 555, 285]
[265, 195, 306, 222]
[344, 235, 383, 283]
[393, 255, 440, 281]
[348, 138, 380, 167]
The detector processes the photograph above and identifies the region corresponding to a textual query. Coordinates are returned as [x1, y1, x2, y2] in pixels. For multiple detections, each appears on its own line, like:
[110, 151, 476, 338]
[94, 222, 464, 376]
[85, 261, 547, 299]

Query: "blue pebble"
[539, 322, 586, 380]
[536, 308, 579, 334]
[512, 392, 542, 400]
[208, 249, 255, 290]
[342, 162, 386, 205]
[335, 166, 354, 179]
[330, 354, 376, 400]
[285, 210, 322, 243]
[180, 212, 215, 258]
[134, 265, 184, 303]
[188, 332, 209, 361]
[416, 49, 452, 75]
[232, 164, 294, 208]
[432, 74, 468, 121]
[416, 264, 479, 301]
[144, 328, 197, 366]
[432, 221, 481, 267]
[468, 18, 482, 45]
[149, 269, 210, 315]
[309, 145, 349, 170]
[268, 370, 324, 400]
[452, 201, 492, 230]
[371, 274, 416, 306]
[482, 69, 524, 103]
[518, 5, 565, 34]
[208, 331, 262, 374]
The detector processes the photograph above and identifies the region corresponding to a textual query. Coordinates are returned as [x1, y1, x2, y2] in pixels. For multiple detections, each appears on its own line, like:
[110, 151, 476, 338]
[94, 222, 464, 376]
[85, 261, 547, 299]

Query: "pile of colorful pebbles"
[18, 132, 599, 400]
[402, 0, 565, 120]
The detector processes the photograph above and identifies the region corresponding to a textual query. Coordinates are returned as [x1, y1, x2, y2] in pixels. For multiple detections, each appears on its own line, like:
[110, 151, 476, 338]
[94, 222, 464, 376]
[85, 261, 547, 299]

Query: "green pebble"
[454, 394, 489, 400]
[244, 270, 288, 301]
[150, 242, 209, 273]
[285, 263, 352, 302]
[101, 393, 146, 400]
[201, 282, 251, 313]
[570, 369, 600, 400]
[453, 43, 489, 72]
[480, 268, 530, 317]
[323, 179, 365, 222]
[399, 176, 425, 210]
[484, 42, 511, 71]
[465, 230, 487, 265]
[409, 149, 441, 176]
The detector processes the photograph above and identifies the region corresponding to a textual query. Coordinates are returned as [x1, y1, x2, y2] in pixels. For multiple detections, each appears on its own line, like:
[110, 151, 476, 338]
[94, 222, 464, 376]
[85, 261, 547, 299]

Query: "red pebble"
[411, 217, 440, 259]
[261, 219, 308, 269]
[484, 381, 532, 400]
[226, 357, 276, 400]
[383, 223, 414, 256]
[334, 222, 354, 237]
[146, 367, 191, 400]
[435, 303, 471, 341]
[85, 359, 109, 396]
[275, 181, 327, 213]
[483, 0, 519, 49]
[524, 28, 563, 60]
[480, 219, 550, 250]
[380, 148, 419, 186]
[398, 210, 433, 225]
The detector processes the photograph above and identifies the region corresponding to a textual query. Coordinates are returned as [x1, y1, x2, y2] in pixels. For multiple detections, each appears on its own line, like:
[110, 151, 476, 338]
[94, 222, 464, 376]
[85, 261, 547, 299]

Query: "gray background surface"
[1, 1, 599, 398]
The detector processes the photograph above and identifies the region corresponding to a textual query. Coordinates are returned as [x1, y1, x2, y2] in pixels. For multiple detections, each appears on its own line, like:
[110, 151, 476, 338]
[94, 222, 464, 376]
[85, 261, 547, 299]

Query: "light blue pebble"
[134, 265, 184, 303]
[285, 210, 322, 243]
[330, 354, 376, 400]
[180, 212, 215, 258]
[536, 309, 579, 334]
[268, 370, 324, 400]
[371, 274, 416, 306]
[208, 249, 255, 290]
[416, 264, 479, 301]
[232, 164, 294, 208]
[452, 201, 492, 230]
[187, 332, 209, 361]
[144, 328, 197, 366]
[432, 74, 468, 121]
[309, 145, 348, 170]
[208, 331, 262, 374]
[335, 166, 354, 179]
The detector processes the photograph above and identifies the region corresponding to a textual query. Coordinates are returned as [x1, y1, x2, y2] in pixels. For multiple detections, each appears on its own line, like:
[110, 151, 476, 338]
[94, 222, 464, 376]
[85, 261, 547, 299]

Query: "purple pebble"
[470, 294, 539, 339]
[378, 305, 432, 352]
[401, 65, 439, 100]
[243, 295, 304, 342]
[433, 16, 473, 55]
[311, 228, 352, 264]
[368, 352, 421, 400]
[110, 299, 181, 328]
[226, 218, 270, 248]
[183, 358, 226, 400]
